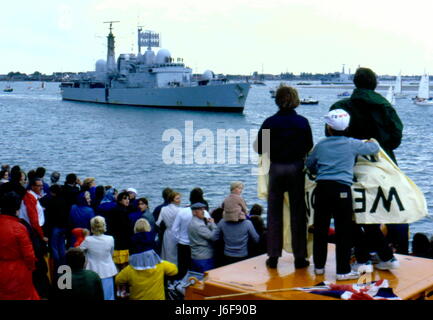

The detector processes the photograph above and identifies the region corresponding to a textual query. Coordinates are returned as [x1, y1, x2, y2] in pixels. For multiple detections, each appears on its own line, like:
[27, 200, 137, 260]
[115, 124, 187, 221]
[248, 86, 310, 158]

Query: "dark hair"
[65, 248, 86, 271]
[10, 166, 22, 183]
[0, 170, 8, 180]
[11, 165, 21, 175]
[137, 197, 148, 206]
[27, 170, 36, 183]
[0, 191, 22, 215]
[275, 85, 300, 110]
[117, 191, 130, 204]
[353, 67, 377, 90]
[210, 207, 224, 224]
[95, 185, 105, 199]
[412, 233, 431, 258]
[250, 215, 265, 235]
[190, 187, 204, 204]
[49, 184, 62, 196]
[65, 173, 77, 185]
[250, 204, 263, 216]
[162, 187, 173, 202]
[35, 167, 46, 178]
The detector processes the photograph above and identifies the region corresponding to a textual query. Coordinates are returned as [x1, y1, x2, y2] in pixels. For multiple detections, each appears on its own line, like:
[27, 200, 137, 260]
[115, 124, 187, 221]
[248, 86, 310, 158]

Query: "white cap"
[324, 109, 350, 131]
[127, 187, 137, 195]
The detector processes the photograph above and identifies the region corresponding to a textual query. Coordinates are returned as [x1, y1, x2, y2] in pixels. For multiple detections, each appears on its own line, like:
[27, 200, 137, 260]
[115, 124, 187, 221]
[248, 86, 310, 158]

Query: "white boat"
[60, 22, 250, 112]
[300, 97, 319, 105]
[386, 86, 396, 106]
[414, 73, 433, 106]
[394, 72, 407, 99]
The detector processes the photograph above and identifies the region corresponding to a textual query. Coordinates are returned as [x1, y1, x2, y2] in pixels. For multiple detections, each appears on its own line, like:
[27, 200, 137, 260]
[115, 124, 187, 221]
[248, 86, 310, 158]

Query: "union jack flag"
[293, 279, 401, 300]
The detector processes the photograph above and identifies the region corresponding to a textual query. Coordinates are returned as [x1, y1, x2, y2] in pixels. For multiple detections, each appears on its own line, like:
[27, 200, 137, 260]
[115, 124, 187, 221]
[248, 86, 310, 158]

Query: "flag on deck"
[294, 279, 401, 300]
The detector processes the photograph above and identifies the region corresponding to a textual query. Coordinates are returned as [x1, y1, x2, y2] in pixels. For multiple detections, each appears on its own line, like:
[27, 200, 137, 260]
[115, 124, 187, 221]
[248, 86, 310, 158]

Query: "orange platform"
[185, 244, 433, 300]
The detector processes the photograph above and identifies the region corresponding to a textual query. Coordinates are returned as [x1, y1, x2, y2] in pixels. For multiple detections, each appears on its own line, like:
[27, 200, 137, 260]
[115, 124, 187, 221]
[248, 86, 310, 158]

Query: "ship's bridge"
[151, 63, 192, 88]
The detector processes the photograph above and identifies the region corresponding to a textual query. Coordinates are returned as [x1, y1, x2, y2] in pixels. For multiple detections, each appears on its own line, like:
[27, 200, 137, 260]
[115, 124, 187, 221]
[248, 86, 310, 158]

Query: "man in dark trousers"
[329, 67, 407, 260]
[254, 85, 313, 269]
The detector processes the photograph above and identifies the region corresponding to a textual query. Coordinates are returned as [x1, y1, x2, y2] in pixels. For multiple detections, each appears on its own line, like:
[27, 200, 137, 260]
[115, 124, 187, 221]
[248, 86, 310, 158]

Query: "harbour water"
[0, 81, 432, 241]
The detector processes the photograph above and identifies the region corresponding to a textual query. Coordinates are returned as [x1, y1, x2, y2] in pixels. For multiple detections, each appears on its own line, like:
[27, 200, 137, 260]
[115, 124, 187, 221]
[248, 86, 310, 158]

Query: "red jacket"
[22, 191, 45, 240]
[0, 215, 40, 300]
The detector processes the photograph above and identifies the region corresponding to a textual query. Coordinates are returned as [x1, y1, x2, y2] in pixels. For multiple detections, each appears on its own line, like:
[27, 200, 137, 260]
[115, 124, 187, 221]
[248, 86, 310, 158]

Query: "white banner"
[305, 148, 428, 224]
[257, 148, 428, 253]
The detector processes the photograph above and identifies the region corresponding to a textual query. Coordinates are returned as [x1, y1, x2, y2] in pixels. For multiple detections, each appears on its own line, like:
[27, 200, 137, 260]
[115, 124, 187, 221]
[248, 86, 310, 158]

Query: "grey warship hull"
[61, 82, 250, 112]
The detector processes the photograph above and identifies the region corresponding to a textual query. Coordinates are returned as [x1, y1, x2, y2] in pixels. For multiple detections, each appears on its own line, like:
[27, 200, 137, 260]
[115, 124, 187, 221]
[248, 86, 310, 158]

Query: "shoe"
[352, 261, 373, 273]
[266, 257, 278, 269]
[295, 259, 310, 269]
[375, 257, 399, 270]
[314, 268, 325, 275]
[370, 252, 380, 264]
[336, 271, 360, 281]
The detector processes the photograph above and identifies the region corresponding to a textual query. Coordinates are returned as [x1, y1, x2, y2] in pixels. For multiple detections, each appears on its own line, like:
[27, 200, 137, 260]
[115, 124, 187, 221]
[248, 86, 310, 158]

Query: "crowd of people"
[0, 166, 267, 300]
[0, 66, 424, 300]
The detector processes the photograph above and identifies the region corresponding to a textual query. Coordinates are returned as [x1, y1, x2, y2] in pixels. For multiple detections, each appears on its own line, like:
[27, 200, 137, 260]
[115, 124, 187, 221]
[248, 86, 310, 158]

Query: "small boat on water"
[414, 73, 433, 106]
[3, 86, 13, 92]
[300, 97, 319, 105]
[252, 80, 266, 86]
[386, 86, 396, 106]
[394, 72, 407, 99]
[337, 91, 350, 97]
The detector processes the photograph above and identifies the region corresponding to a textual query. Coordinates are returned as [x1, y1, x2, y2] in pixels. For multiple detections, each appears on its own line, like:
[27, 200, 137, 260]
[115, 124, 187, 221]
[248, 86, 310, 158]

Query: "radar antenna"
[137, 27, 160, 53]
[104, 21, 120, 33]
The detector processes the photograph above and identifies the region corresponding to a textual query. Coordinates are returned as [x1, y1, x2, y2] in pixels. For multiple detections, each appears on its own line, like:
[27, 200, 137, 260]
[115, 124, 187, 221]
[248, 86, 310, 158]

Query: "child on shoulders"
[221, 181, 248, 222]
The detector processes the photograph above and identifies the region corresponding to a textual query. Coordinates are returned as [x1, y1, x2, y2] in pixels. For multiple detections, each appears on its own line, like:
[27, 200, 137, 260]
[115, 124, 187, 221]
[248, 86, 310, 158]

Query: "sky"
[1, 0, 433, 76]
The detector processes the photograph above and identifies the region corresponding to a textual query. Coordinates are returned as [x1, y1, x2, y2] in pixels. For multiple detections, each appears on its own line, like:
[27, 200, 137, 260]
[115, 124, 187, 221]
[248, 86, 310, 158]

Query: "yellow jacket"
[115, 261, 178, 300]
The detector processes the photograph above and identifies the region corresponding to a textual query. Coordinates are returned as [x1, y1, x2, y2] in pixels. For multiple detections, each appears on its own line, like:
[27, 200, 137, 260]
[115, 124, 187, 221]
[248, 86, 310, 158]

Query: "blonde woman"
[80, 216, 118, 300]
[130, 218, 157, 255]
[156, 192, 181, 265]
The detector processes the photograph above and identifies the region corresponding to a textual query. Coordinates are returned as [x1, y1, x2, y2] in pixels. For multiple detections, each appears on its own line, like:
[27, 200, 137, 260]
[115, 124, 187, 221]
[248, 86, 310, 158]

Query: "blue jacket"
[306, 136, 379, 186]
[69, 194, 95, 230]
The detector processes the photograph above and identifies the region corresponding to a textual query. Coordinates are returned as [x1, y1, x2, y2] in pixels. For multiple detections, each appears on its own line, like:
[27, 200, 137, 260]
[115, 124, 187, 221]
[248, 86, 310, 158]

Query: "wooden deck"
[185, 244, 433, 300]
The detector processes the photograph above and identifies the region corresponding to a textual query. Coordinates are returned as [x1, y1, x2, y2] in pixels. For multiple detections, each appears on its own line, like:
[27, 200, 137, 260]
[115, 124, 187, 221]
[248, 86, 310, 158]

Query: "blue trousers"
[101, 277, 115, 300]
[191, 258, 215, 273]
[50, 227, 67, 269]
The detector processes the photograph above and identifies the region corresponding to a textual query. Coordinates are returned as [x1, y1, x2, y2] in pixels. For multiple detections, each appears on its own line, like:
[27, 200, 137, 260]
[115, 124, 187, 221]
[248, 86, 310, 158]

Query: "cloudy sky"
[1, 0, 433, 76]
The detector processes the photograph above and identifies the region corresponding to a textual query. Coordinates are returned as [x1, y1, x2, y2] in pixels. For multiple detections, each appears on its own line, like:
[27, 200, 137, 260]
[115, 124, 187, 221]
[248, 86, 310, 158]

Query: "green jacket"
[330, 88, 403, 164]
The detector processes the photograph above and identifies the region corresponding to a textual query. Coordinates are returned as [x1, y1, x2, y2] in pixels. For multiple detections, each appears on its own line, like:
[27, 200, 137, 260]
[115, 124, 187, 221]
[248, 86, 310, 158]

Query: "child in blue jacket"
[306, 109, 379, 281]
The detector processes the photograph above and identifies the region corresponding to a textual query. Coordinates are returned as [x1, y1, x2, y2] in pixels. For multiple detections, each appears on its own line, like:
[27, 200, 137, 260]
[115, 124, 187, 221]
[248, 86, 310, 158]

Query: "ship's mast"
[104, 21, 119, 73]
[137, 26, 144, 54]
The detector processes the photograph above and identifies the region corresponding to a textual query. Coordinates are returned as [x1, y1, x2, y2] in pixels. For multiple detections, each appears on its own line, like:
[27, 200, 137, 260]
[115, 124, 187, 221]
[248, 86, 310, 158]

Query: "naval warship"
[60, 22, 250, 112]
